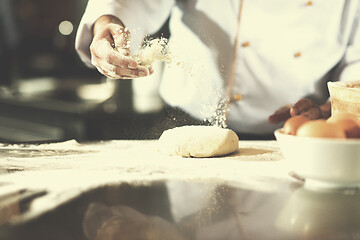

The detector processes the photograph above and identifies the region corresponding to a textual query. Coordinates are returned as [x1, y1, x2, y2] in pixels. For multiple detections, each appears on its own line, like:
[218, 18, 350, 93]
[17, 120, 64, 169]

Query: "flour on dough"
[158, 125, 239, 158]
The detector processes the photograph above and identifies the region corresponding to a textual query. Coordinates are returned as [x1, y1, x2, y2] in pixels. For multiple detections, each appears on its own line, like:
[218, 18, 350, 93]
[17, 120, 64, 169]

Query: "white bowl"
[275, 129, 360, 188]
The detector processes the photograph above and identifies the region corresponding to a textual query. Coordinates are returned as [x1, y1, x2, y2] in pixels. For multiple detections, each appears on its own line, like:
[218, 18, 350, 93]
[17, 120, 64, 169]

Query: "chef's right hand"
[268, 98, 331, 124]
[90, 15, 153, 79]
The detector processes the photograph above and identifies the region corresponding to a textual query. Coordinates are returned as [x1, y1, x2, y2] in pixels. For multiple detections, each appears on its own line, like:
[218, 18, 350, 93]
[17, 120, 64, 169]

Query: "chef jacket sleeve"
[75, 0, 175, 67]
[339, 3, 360, 81]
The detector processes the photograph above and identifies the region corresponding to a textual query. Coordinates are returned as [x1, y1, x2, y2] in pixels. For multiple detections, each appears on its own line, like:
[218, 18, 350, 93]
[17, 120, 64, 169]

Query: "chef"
[75, 0, 360, 139]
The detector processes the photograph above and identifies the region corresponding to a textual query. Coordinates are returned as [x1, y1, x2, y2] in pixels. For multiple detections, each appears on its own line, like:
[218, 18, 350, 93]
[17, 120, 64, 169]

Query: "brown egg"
[327, 114, 360, 138]
[282, 115, 310, 135]
[296, 119, 346, 139]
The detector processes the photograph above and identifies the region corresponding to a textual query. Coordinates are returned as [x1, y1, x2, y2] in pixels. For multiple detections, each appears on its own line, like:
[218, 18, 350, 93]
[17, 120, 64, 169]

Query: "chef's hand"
[90, 15, 153, 79]
[268, 98, 331, 124]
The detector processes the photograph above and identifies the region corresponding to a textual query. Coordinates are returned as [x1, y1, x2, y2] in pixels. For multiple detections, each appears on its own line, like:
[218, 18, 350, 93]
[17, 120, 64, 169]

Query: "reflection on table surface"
[0, 180, 359, 240]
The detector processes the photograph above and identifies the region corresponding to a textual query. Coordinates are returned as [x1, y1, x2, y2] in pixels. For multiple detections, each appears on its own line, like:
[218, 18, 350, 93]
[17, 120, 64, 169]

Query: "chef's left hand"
[268, 98, 331, 124]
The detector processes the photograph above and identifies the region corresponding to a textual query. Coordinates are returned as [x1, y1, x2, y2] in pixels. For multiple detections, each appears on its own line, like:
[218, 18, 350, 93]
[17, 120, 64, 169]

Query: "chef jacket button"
[233, 93, 243, 101]
[294, 51, 302, 58]
[306, 1, 313, 6]
[241, 41, 250, 47]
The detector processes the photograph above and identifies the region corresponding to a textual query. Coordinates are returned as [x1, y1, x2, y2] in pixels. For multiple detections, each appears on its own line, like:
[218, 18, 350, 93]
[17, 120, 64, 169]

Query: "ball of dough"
[158, 125, 239, 158]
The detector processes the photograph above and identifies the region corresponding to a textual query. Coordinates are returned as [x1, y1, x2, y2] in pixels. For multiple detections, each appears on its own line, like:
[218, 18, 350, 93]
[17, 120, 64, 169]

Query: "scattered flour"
[123, 36, 229, 128]
[132, 38, 170, 67]
[205, 97, 228, 128]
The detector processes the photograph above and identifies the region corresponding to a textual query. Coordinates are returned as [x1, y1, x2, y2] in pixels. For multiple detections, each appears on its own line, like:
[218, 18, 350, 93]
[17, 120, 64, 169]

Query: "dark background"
[0, 0, 93, 81]
[0, 0, 194, 143]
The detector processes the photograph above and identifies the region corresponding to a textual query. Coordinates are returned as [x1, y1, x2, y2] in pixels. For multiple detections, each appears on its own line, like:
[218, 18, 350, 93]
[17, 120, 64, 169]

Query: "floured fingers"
[92, 56, 151, 79]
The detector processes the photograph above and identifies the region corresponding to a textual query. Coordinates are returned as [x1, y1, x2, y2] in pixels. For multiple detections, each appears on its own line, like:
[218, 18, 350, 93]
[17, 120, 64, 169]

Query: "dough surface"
[158, 125, 239, 158]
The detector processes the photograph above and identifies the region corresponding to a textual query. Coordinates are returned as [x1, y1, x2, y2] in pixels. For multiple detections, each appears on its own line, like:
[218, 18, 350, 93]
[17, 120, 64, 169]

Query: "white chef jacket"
[75, 0, 360, 134]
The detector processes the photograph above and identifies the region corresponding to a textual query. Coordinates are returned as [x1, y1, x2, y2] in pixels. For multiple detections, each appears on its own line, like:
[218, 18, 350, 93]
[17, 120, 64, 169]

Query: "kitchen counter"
[0, 140, 359, 240]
